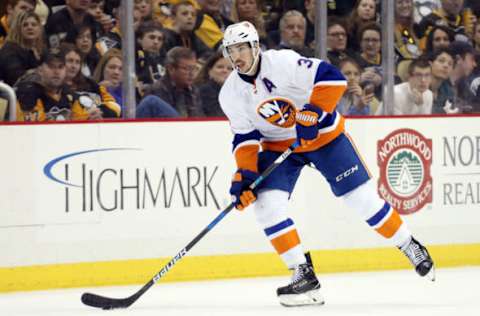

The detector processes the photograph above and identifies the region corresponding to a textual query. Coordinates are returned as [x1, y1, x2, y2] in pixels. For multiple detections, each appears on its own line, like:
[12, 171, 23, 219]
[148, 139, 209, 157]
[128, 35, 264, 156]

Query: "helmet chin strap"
[241, 46, 260, 76]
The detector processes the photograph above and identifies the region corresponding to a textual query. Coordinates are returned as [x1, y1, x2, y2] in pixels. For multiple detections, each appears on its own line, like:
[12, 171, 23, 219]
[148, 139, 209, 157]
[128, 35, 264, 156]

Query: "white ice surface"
[1, 267, 479, 316]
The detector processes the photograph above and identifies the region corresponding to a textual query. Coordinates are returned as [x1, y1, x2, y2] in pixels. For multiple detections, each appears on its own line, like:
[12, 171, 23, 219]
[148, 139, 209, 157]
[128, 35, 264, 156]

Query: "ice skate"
[401, 237, 435, 281]
[277, 253, 324, 307]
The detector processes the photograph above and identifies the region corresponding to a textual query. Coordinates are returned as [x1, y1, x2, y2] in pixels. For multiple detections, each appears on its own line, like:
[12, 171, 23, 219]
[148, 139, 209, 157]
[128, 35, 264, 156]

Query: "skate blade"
[278, 289, 325, 307]
[425, 266, 436, 282]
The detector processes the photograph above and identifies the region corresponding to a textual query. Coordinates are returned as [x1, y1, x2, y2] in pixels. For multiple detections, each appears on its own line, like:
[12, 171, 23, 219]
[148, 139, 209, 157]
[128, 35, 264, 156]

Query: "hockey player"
[219, 21, 435, 307]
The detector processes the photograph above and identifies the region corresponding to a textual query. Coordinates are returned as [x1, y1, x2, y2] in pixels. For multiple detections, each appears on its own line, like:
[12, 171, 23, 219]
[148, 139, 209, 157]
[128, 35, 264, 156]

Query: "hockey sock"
[342, 180, 411, 247]
[255, 189, 306, 269]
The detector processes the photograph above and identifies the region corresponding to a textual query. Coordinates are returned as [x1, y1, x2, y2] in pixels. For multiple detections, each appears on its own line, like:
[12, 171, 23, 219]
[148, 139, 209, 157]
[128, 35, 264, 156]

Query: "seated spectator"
[195, 0, 233, 49]
[327, 17, 353, 67]
[194, 51, 231, 117]
[354, 23, 388, 101]
[393, 57, 433, 115]
[417, 0, 476, 44]
[449, 41, 478, 113]
[146, 46, 205, 117]
[230, 0, 268, 47]
[45, 0, 101, 48]
[337, 58, 379, 115]
[428, 48, 456, 113]
[135, 20, 167, 89]
[424, 24, 454, 53]
[353, 22, 382, 68]
[348, 0, 378, 51]
[87, 0, 115, 34]
[395, 0, 421, 62]
[276, 10, 313, 57]
[93, 48, 123, 108]
[16, 48, 107, 121]
[0, 11, 44, 86]
[62, 43, 121, 118]
[162, 1, 211, 60]
[65, 23, 100, 77]
[0, 0, 36, 48]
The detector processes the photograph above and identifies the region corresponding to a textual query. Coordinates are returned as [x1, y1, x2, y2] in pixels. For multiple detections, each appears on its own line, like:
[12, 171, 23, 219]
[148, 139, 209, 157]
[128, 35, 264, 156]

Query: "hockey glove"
[230, 169, 259, 211]
[296, 104, 321, 148]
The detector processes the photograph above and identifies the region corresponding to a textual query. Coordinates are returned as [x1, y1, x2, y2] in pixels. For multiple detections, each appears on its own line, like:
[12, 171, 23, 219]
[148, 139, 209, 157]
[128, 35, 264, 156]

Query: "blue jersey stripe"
[232, 130, 263, 151]
[314, 61, 346, 85]
[264, 218, 294, 236]
[367, 202, 391, 226]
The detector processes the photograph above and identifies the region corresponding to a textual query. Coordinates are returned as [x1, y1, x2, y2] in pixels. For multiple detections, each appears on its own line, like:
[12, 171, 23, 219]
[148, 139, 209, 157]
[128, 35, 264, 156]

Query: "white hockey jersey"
[219, 49, 347, 172]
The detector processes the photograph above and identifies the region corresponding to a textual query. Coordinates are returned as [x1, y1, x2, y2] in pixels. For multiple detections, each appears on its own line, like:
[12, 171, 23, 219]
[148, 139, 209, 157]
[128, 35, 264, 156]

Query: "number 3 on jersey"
[297, 58, 313, 68]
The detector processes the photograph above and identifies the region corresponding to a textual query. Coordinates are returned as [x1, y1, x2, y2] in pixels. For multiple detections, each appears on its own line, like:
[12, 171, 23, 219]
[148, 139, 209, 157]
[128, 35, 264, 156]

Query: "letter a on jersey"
[262, 78, 277, 93]
[257, 97, 296, 128]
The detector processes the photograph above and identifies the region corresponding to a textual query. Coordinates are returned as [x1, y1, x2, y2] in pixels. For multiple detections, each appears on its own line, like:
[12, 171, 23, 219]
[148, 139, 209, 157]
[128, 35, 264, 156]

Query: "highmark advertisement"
[43, 148, 222, 213]
[1, 122, 234, 227]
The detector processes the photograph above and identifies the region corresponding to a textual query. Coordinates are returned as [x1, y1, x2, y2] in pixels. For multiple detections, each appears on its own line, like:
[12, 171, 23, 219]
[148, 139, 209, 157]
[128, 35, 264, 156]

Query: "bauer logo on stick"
[257, 97, 296, 128]
[377, 128, 433, 215]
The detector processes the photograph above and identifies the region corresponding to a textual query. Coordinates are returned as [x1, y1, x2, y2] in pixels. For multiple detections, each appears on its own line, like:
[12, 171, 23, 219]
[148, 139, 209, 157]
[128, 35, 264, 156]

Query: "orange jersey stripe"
[270, 229, 301, 254]
[375, 210, 403, 238]
[234, 144, 260, 172]
[310, 84, 347, 113]
[261, 116, 345, 153]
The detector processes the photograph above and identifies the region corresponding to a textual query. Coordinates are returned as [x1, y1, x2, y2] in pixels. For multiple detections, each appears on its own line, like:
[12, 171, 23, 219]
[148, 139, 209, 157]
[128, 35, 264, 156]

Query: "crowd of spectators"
[0, 0, 479, 121]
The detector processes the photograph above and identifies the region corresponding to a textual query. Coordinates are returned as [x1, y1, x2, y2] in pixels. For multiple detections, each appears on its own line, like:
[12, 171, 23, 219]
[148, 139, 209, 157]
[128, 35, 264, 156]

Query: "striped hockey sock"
[366, 202, 411, 246]
[264, 218, 306, 269]
[343, 181, 411, 247]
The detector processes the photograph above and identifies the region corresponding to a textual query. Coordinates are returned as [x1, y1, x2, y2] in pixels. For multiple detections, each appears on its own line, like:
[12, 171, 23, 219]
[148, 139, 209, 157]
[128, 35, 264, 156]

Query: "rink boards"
[1, 116, 480, 292]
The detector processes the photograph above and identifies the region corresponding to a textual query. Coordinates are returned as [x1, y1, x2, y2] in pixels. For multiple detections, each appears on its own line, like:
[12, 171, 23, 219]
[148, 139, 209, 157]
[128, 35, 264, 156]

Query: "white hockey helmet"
[222, 21, 261, 74]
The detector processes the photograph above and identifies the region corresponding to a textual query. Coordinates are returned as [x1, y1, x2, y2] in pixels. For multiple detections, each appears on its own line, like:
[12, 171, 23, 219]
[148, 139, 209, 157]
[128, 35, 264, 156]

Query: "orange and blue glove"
[295, 104, 321, 148]
[230, 169, 259, 210]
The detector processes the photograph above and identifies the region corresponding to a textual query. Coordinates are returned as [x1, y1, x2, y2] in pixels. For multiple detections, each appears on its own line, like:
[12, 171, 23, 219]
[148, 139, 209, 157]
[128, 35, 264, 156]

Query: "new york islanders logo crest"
[257, 97, 296, 128]
[377, 129, 432, 215]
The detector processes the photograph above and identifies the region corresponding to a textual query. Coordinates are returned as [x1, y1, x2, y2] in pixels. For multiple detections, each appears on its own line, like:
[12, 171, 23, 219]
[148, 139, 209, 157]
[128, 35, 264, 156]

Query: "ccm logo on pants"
[336, 165, 359, 182]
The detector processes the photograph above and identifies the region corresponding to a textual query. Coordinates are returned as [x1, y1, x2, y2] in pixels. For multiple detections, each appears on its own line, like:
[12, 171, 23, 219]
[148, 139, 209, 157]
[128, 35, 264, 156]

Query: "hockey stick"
[81, 142, 299, 310]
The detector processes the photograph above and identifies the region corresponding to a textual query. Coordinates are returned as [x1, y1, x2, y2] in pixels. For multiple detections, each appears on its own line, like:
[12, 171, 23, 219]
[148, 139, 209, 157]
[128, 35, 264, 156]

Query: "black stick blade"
[81, 292, 133, 310]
